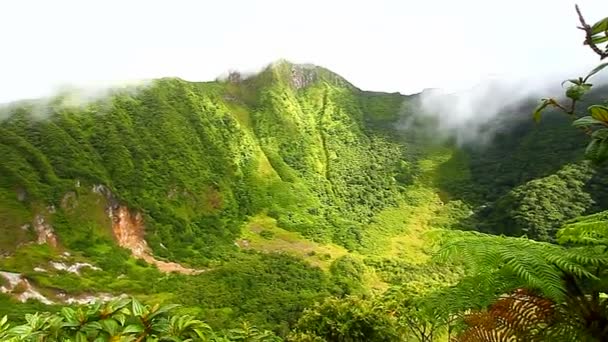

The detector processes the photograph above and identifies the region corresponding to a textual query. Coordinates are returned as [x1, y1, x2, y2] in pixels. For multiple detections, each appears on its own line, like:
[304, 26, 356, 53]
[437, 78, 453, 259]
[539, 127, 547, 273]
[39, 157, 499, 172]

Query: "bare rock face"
[111, 205, 203, 275]
[0, 271, 54, 305]
[291, 65, 317, 90]
[90, 184, 203, 274]
[33, 214, 58, 248]
[63, 293, 127, 305]
[112, 207, 148, 258]
[92, 184, 115, 203]
[60, 191, 77, 210]
[228, 71, 242, 83]
[49, 261, 101, 275]
[0, 271, 123, 305]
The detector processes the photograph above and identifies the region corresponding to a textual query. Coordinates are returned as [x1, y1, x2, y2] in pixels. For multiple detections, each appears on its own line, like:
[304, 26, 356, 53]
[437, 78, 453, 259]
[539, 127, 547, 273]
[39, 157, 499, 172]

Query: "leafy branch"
[576, 4, 608, 60]
[534, 5, 608, 163]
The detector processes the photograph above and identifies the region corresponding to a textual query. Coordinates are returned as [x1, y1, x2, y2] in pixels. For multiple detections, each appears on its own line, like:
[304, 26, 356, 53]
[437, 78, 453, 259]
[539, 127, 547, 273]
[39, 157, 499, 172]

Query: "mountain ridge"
[1, 61, 606, 333]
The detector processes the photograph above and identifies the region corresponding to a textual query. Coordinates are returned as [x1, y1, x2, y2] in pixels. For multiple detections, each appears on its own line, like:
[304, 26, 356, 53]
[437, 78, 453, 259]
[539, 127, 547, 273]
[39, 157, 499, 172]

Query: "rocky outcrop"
[92, 184, 116, 205]
[291, 65, 317, 90]
[227, 71, 242, 83]
[60, 191, 77, 210]
[112, 207, 148, 258]
[49, 261, 101, 275]
[61, 292, 127, 305]
[0, 271, 53, 305]
[33, 214, 58, 247]
[0, 271, 125, 305]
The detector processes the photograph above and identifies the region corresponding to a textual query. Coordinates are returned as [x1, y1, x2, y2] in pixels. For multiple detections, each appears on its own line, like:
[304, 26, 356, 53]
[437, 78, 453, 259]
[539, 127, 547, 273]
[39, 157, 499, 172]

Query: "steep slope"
[1, 61, 411, 258]
[0, 60, 605, 333]
[0, 61, 425, 330]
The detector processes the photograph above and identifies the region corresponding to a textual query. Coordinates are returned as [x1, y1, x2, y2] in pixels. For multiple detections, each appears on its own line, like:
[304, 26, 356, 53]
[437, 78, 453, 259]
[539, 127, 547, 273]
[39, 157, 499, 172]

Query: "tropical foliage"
[0, 298, 280, 341]
[2, 4, 608, 342]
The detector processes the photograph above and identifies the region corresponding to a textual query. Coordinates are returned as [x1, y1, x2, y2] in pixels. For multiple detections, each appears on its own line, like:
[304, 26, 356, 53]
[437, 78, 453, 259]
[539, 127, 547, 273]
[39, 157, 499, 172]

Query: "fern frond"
[436, 231, 607, 302]
[455, 289, 576, 342]
[558, 210, 608, 247]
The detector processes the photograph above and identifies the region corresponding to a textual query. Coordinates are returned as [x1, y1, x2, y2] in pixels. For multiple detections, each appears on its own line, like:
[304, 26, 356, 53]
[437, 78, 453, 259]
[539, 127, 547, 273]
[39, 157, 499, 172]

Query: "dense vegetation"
[2, 6, 608, 340]
[0, 62, 408, 258]
[0, 61, 428, 335]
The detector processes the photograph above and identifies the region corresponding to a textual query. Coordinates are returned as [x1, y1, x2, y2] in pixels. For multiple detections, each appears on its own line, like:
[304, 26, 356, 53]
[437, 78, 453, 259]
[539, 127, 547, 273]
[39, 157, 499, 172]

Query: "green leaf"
[105, 298, 131, 315]
[591, 35, 608, 45]
[533, 99, 551, 123]
[60, 307, 77, 323]
[194, 328, 212, 339]
[585, 63, 608, 82]
[591, 17, 608, 35]
[585, 139, 600, 160]
[147, 304, 180, 320]
[592, 128, 608, 140]
[566, 84, 591, 100]
[62, 321, 81, 328]
[100, 319, 120, 336]
[131, 298, 146, 317]
[75, 331, 88, 342]
[9, 325, 32, 335]
[596, 139, 608, 163]
[573, 116, 604, 127]
[589, 105, 608, 122]
[122, 324, 144, 334]
[561, 78, 582, 87]
[585, 136, 608, 163]
[84, 321, 103, 331]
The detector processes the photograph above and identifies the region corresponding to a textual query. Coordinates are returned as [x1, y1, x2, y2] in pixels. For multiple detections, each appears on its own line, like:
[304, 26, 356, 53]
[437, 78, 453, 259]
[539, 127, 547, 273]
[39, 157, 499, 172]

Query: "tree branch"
[576, 4, 608, 60]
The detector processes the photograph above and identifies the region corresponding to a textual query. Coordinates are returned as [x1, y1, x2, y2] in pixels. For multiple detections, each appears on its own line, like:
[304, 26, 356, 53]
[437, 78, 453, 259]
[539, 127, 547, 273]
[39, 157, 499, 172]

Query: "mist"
[0, 81, 148, 121]
[413, 67, 608, 146]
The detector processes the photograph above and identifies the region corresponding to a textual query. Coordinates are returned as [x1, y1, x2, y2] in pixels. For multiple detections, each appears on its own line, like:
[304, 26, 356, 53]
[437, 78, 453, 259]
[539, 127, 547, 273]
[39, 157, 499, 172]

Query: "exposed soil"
[111, 206, 203, 275]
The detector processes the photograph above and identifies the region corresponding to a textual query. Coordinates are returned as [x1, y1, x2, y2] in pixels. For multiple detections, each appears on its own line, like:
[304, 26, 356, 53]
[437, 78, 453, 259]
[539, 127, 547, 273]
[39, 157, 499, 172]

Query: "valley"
[0, 60, 607, 340]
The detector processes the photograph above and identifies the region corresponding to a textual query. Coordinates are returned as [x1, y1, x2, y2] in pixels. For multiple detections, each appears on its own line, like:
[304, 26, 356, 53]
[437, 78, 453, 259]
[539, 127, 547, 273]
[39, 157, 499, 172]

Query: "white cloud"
[0, 0, 607, 103]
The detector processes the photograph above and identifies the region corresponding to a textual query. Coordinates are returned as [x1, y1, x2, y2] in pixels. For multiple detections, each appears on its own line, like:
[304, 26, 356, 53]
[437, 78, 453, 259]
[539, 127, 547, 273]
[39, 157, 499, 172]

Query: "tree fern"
[454, 289, 586, 342]
[558, 210, 608, 247]
[436, 230, 608, 302]
[437, 228, 608, 340]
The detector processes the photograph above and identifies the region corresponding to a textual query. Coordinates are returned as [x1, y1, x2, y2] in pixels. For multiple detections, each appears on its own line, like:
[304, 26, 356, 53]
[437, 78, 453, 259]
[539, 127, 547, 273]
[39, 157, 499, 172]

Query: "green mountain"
[0, 60, 606, 334]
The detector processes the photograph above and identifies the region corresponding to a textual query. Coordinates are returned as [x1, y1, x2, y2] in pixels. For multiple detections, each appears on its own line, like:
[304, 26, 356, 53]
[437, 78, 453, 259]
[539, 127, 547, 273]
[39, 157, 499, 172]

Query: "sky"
[1, 0, 608, 103]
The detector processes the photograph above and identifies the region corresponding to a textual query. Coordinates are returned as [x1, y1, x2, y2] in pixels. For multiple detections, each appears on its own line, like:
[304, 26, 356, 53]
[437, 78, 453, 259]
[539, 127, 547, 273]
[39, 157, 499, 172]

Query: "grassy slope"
[237, 144, 467, 289]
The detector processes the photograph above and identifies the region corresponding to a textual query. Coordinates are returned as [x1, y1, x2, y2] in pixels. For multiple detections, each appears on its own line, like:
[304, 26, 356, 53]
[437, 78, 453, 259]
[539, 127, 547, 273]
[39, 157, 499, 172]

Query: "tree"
[380, 287, 451, 342]
[480, 163, 594, 241]
[438, 227, 608, 340]
[289, 296, 401, 342]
